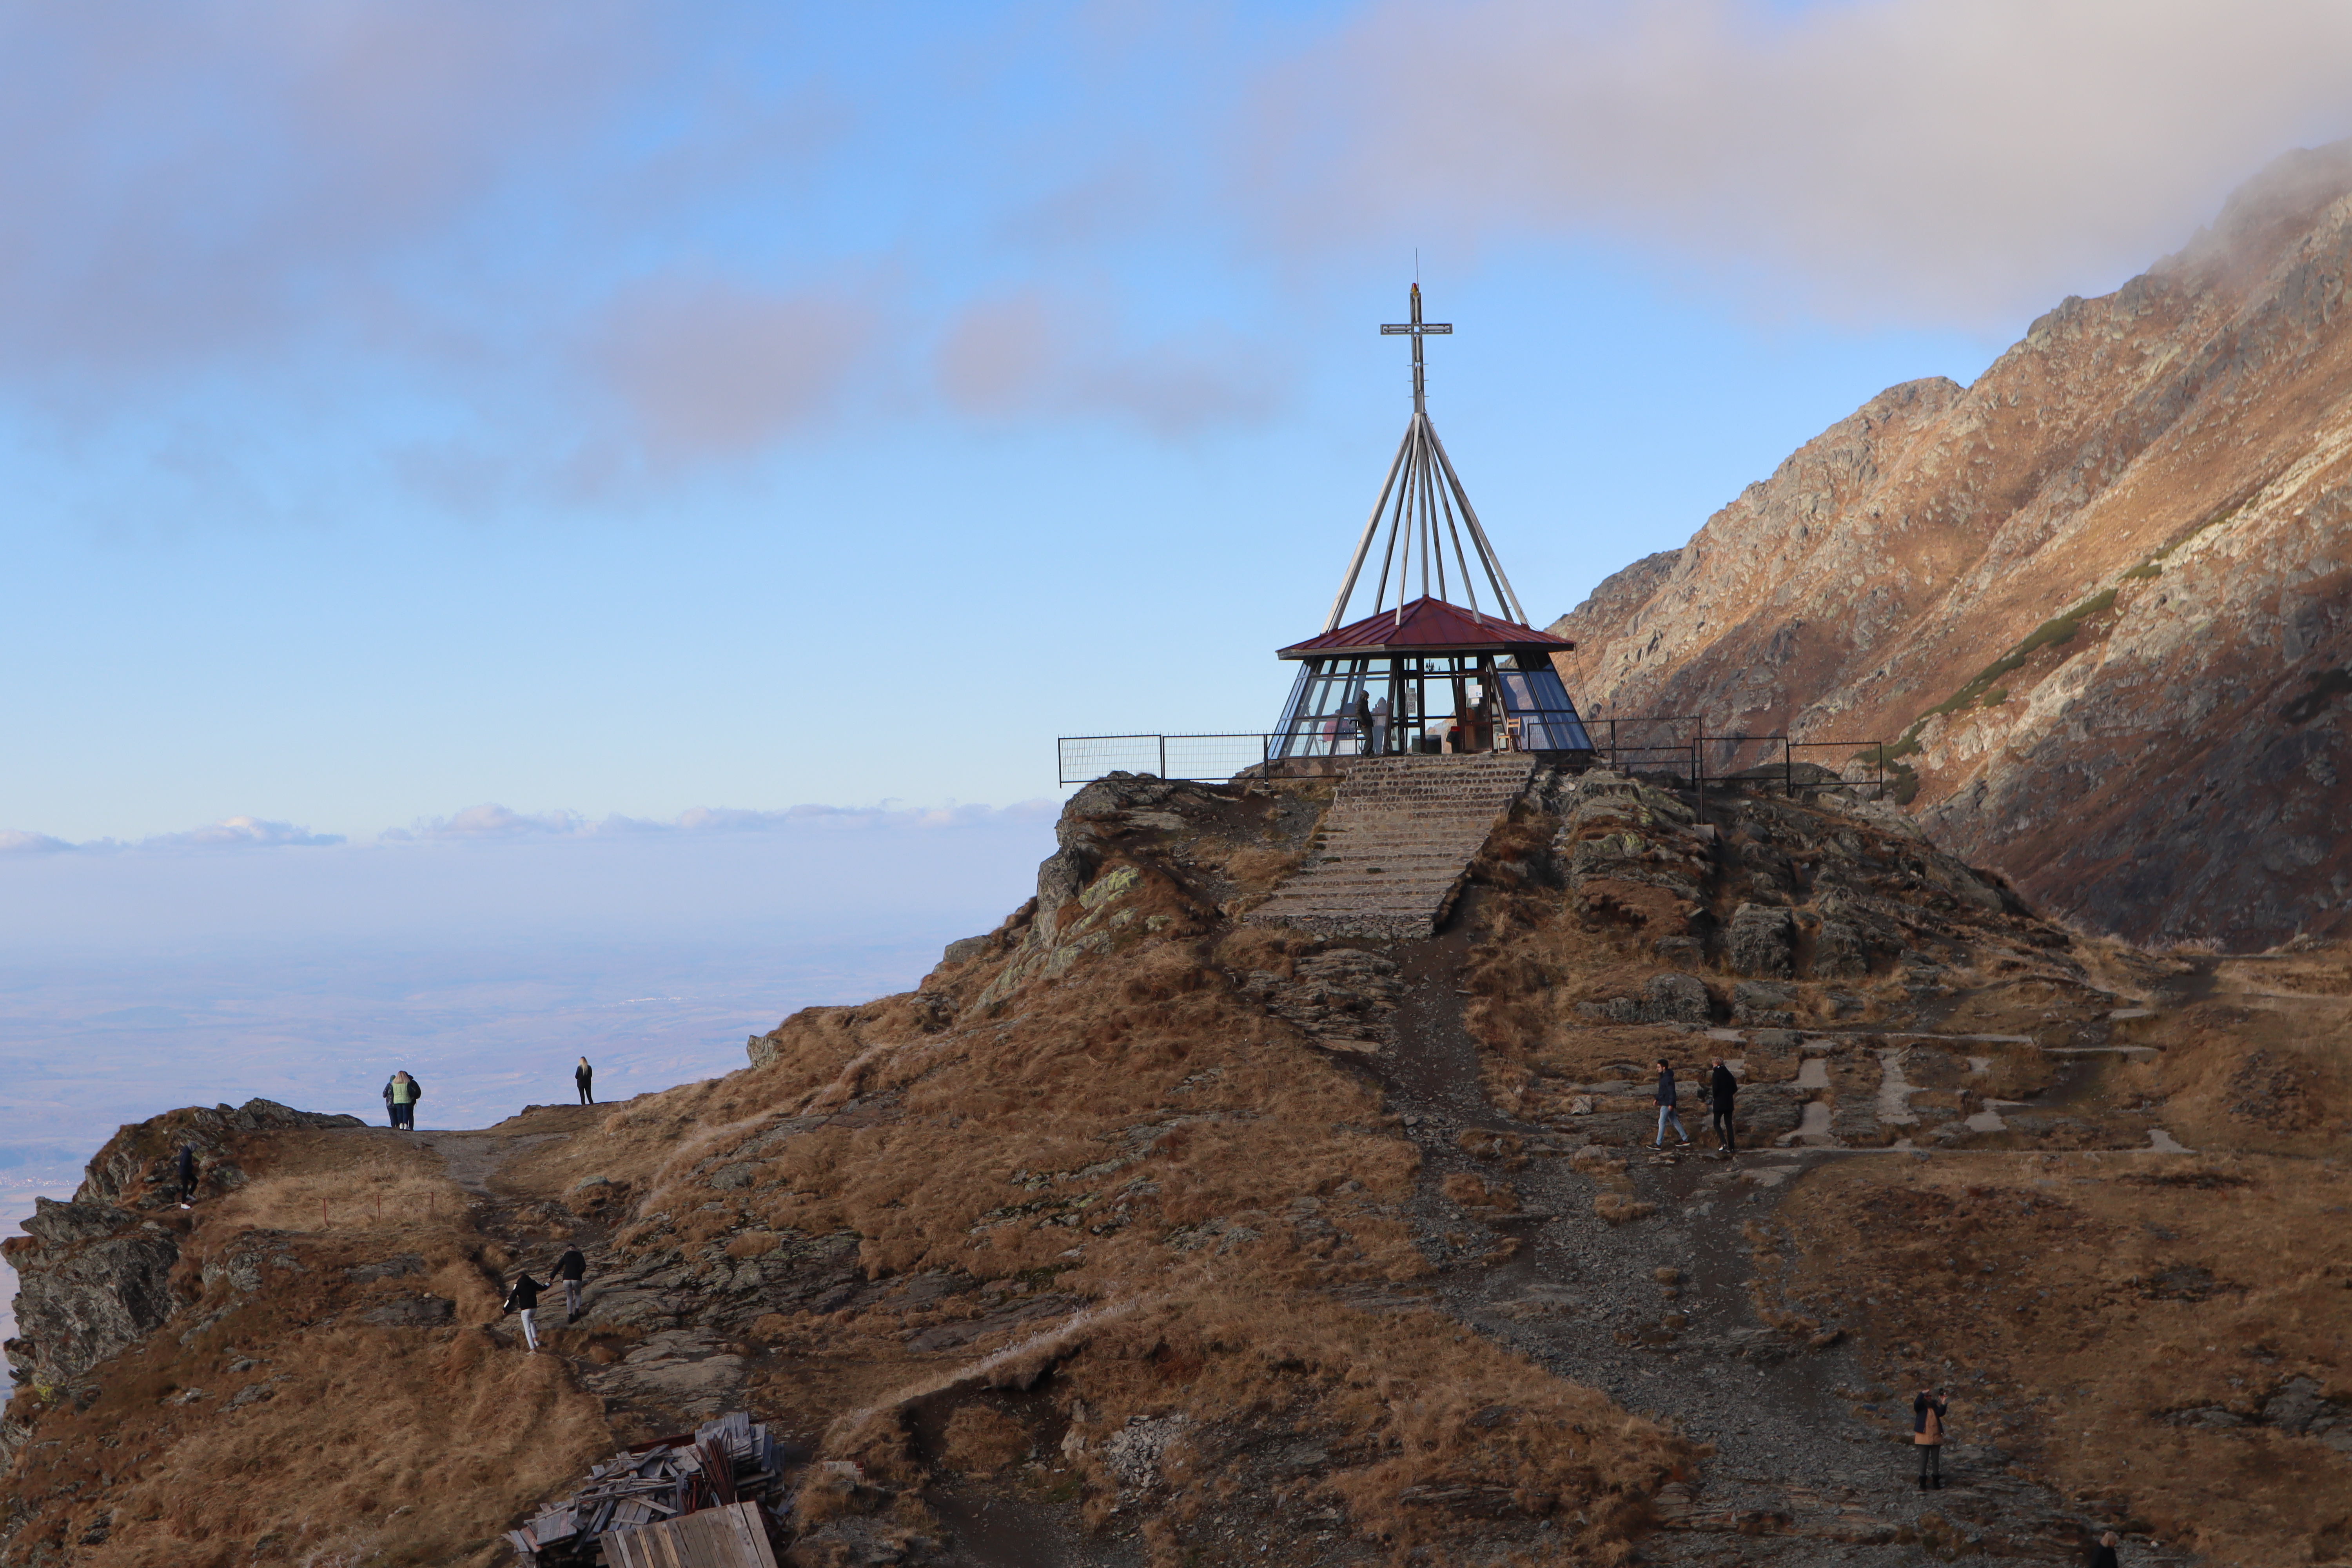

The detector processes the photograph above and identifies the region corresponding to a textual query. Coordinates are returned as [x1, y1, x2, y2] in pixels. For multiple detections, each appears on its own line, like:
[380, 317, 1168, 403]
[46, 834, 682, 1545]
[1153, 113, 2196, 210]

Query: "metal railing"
[1584, 722, 1890, 800]
[1057, 724, 1889, 799]
[1057, 733, 1274, 786]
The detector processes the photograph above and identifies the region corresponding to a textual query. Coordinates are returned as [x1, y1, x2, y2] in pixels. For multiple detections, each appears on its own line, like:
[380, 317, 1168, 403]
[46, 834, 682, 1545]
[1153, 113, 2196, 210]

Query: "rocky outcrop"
[78, 1097, 364, 1210]
[2, 1100, 361, 1465]
[1550, 141, 2352, 948]
[1, 1201, 180, 1399]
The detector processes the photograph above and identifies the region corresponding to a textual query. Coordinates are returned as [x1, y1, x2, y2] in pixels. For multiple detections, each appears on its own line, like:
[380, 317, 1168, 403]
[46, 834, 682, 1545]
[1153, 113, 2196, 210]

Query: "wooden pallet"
[603, 1501, 779, 1568]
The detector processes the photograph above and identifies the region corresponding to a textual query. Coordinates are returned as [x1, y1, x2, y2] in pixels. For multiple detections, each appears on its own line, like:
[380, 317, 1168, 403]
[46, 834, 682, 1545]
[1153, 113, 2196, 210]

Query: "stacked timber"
[507, 1413, 787, 1566]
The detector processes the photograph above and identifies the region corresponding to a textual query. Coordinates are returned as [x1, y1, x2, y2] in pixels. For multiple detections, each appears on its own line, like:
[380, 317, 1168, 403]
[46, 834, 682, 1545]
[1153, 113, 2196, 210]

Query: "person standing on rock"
[176, 1143, 198, 1209]
[1652, 1059, 1691, 1149]
[1708, 1058, 1739, 1155]
[575, 1056, 594, 1105]
[1913, 1385, 1949, 1489]
[555, 1244, 588, 1321]
[503, 1269, 548, 1352]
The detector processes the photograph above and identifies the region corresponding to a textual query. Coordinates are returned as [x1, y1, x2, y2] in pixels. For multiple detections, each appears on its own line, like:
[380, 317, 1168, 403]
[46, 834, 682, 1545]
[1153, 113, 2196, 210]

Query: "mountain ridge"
[1548, 141, 2352, 948]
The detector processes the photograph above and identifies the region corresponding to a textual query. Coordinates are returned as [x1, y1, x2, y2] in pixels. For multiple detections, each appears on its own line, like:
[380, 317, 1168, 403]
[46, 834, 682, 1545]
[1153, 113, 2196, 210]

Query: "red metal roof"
[1278, 595, 1576, 659]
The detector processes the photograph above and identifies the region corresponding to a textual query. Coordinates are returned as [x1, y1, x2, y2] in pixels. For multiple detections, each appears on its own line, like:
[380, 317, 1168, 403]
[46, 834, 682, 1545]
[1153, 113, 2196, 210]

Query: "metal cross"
[1379, 282, 1451, 414]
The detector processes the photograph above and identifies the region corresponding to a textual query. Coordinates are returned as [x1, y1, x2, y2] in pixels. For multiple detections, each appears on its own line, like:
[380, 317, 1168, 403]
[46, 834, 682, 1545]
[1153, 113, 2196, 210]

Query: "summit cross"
[1379, 282, 1452, 414]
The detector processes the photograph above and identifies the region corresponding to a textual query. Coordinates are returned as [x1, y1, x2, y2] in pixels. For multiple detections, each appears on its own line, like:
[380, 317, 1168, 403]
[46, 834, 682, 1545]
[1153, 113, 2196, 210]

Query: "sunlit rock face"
[1551, 142, 2352, 948]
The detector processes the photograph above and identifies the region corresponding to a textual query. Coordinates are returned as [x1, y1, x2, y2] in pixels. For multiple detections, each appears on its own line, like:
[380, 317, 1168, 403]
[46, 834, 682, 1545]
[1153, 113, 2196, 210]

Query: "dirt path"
[1352, 926, 2141, 1564]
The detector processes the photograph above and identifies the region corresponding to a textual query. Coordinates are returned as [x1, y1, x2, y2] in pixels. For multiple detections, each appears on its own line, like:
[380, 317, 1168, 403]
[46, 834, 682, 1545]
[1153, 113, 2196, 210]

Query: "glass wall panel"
[1497, 668, 1595, 750]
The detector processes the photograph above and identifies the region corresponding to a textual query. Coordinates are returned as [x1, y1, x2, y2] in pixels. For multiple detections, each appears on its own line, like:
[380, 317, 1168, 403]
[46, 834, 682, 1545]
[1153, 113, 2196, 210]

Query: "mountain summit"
[1551, 141, 2352, 949]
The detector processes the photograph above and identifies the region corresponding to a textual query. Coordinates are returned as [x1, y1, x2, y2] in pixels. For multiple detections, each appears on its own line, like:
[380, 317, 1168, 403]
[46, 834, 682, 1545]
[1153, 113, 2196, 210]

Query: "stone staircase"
[1249, 754, 1539, 939]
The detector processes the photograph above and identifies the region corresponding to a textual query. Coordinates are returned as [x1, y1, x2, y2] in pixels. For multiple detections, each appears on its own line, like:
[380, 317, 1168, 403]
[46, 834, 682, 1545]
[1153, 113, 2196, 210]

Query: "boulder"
[1727, 904, 1795, 978]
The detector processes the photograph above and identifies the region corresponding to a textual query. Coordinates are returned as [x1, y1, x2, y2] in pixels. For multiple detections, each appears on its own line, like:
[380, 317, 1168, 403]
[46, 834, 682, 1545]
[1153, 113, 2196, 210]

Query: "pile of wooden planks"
[507, 1414, 787, 1566]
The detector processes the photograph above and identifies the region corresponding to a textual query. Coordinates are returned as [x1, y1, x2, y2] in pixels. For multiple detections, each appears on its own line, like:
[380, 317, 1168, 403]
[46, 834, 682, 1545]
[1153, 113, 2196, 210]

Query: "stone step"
[1248, 754, 1538, 938]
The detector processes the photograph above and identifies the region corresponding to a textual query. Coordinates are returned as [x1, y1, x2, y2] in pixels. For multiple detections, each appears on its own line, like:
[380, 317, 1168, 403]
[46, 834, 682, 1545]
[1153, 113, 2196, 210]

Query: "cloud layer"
[3, 0, 2350, 483]
[0, 817, 341, 854]
[0, 800, 1057, 854]
[1257, 0, 2352, 327]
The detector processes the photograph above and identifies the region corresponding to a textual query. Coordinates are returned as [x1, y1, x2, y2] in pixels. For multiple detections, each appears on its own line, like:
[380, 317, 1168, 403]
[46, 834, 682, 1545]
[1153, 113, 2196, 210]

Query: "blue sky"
[5, 2, 2352, 1259]
[9, 0, 2351, 844]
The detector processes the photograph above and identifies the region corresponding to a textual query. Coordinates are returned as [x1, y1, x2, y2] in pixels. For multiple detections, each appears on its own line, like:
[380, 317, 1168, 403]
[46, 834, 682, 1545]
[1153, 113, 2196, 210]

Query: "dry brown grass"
[938, 1406, 1029, 1476]
[1032, 1289, 1688, 1558]
[1593, 1195, 1656, 1225]
[5, 1132, 610, 1568]
[1782, 1151, 2352, 1565]
[4, 774, 1708, 1566]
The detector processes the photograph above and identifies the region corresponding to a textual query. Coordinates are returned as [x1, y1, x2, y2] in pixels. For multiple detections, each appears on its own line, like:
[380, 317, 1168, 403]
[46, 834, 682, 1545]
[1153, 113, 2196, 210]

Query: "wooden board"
[601, 1502, 779, 1568]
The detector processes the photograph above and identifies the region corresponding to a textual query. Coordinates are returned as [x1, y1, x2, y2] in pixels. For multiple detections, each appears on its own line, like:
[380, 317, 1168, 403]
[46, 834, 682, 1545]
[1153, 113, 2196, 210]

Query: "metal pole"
[1434, 462, 1483, 617]
[1425, 424, 1529, 625]
[1324, 428, 1414, 631]
[1784, 737, 1793, 798]
[1411, 416, 1430, 602]
[1159, 735, 1167, 779]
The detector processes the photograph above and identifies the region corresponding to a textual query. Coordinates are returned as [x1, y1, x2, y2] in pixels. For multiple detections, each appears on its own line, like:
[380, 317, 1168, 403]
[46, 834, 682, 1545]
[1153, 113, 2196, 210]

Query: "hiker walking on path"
[176, 1144, 197, 1209]
[555, 1245, 588, 1321]
[1652, 1059, 1691, 1149]
[575, 1056, 594, 1105]
[1709, 1058, 1739, 1155]
[503, 1270, 548, 1352]
[1914, 1386, 1949, 1489]
[383, 1071, 421, 1130]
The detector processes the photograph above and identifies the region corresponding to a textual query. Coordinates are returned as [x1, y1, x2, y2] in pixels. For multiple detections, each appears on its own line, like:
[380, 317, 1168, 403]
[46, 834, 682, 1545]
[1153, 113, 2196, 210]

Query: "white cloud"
[1252, 0, 2352, 327]
[393, 804, 583, 841]
[143, 816, 345, 849]
[0, 818, 341, 853]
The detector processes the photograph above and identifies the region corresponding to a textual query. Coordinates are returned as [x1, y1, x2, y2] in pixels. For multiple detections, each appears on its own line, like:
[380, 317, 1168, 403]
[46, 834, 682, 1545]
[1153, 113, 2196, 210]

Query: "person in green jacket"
[382, 1071, 421, 1131]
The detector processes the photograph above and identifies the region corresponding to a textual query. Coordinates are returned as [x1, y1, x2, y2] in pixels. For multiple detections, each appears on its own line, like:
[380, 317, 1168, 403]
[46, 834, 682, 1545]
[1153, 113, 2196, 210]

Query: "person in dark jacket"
[503, 1271, 548, 1352]
[575, 1056, 594, 1105]
[383, 1071, 421, 1130]
[1708, 1058, 1739, 1154]
[555, 1245, 588, 1321]
[176, 1144, 198, 1209]
[2089, 1531, 2121, 1568]
[1652, 1060, 1691, 1149]
[1913, 1386, 1949, 1488]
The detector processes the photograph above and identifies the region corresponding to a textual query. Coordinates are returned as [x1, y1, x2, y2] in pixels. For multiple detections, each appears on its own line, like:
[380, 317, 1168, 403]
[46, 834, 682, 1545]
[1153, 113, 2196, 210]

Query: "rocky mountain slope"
[6, 768, 2345, 1567]
[1548, 142, 2352, 951]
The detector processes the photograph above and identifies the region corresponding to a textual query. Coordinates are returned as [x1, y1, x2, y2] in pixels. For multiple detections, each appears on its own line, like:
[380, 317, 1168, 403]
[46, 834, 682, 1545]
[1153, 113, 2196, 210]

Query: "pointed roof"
[1279, 595, 1574, 659]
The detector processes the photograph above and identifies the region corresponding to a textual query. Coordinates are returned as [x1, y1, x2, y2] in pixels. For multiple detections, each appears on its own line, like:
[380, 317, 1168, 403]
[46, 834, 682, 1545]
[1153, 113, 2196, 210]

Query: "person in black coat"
[2089, 1530, 2121, 1568]
[1708, 1058, 1739, 1154]
[176, 1144, 198, 1209]
[555, 1245, 588, 1321]
[503, 1271, 548, 1353]
[575, 1056, 594, 1105]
